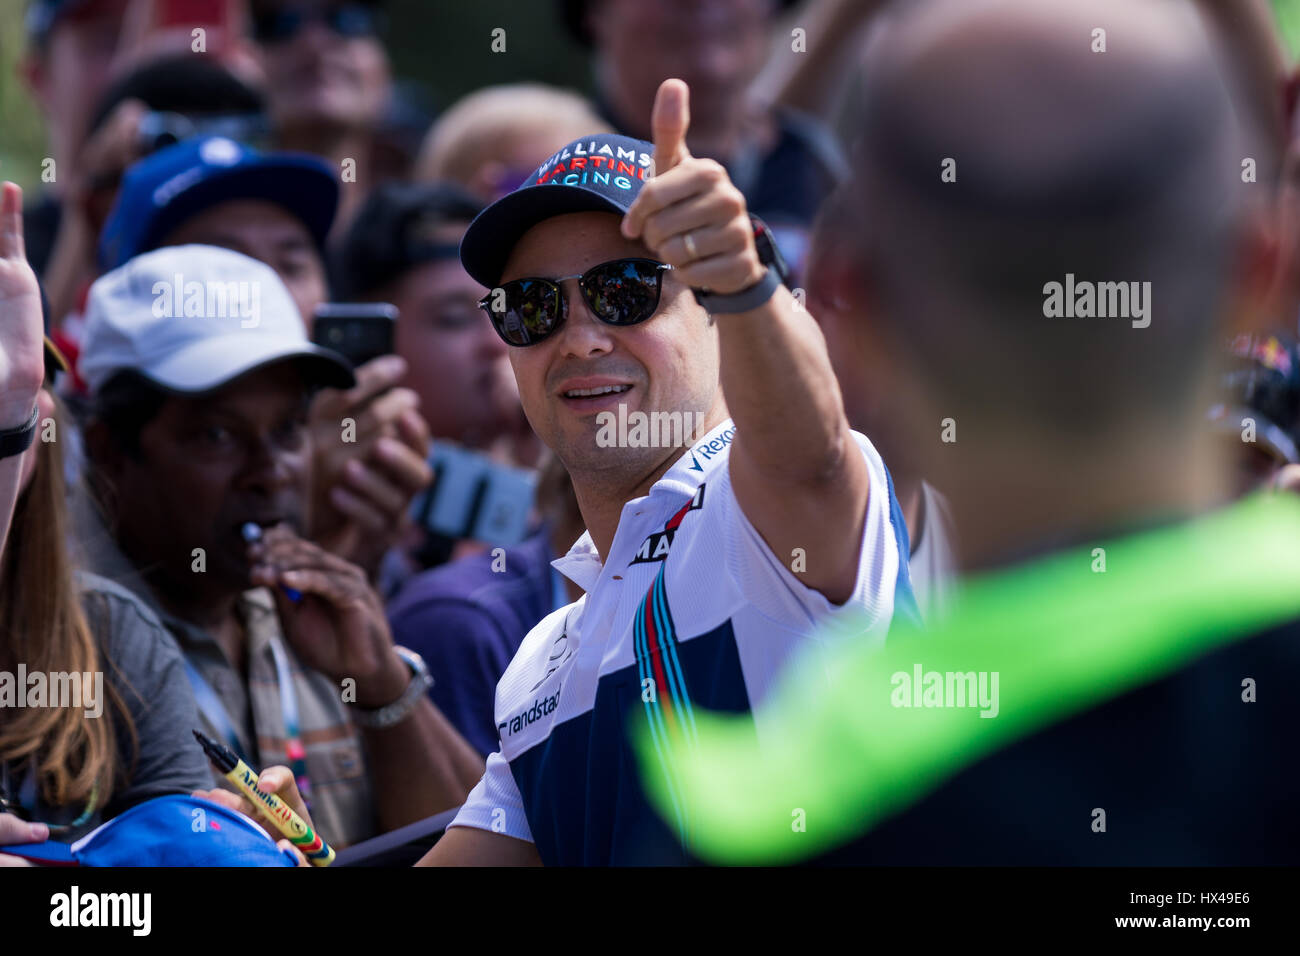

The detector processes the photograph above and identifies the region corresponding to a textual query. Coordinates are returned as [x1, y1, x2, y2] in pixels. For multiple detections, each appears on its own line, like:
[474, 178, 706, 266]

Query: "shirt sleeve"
[447, 749, 534, 843]
[713, 430, 901, 634]
[78, 577, 213, 813]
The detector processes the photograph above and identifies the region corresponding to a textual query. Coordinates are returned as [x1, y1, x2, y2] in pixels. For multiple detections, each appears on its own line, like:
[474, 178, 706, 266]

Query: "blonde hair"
[0, 392, 130, 809]
[416, 84, 613, 190]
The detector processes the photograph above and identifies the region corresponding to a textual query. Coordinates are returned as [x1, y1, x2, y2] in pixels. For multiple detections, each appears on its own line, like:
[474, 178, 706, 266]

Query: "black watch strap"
[693, 265, 782, 314]
[0, 405, 39, 462]
[691, 214, 791, 315]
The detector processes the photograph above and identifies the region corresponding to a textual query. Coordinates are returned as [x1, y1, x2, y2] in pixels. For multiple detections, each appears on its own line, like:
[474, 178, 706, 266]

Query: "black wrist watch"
[693, 214, 792, 315]
[0, 405, 39, 461]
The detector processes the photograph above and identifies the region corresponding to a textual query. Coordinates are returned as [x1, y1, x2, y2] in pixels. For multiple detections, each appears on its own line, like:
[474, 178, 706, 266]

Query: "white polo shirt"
[448, 419, 912, 864]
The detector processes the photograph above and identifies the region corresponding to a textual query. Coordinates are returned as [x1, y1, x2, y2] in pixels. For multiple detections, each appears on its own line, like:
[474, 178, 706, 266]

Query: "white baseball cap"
[80, 244, 354, 396]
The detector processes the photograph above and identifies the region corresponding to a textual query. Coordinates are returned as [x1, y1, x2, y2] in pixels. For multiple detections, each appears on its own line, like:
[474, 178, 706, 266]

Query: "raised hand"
[0, 183, 45, 426]
[246, 524, 409, 708]
[621, 79, 766, 297]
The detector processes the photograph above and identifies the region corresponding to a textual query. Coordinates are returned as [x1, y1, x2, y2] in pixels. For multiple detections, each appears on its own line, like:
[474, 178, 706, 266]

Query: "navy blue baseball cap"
[0, 795, 300, 866]
[99, 135, 338, 272]
[459, 133, 655, 287]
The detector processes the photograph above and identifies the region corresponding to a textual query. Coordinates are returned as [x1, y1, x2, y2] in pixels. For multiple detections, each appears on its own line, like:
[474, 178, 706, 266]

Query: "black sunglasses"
[253, 3, 382, 43]
[479, 258, 673, 347]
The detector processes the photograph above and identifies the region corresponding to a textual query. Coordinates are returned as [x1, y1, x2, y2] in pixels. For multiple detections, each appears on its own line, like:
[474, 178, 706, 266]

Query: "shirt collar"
[551, 418, 737, 590]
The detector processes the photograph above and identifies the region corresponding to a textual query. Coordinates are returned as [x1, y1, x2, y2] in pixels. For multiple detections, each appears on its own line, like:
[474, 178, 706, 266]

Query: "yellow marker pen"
[193, 729, 335, 866]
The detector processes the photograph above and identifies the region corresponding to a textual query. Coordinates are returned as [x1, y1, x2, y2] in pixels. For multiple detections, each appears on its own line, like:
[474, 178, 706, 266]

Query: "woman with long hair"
[0, 182, 210, 864]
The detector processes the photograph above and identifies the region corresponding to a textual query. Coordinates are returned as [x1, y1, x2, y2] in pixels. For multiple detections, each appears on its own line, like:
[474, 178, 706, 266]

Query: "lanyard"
[182, 637, 313, 810]
[267, 638, 313, 808]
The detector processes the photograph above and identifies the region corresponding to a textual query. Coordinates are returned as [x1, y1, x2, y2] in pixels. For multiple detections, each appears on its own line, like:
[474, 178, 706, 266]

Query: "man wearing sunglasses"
[250, 0, 391, 227]
[402, 79, 913, 865]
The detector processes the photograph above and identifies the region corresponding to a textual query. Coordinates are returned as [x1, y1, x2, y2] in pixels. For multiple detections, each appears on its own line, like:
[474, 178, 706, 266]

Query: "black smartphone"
[311, 303, 398, 368]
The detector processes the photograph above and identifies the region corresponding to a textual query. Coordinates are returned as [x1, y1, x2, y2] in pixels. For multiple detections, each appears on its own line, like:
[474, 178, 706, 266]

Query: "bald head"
[851, 0, 1248, 438]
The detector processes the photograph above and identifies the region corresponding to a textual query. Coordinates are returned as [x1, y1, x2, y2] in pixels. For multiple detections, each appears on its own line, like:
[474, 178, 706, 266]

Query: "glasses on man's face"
[253, 3, 381, 43]
[478, 258, 673, 348]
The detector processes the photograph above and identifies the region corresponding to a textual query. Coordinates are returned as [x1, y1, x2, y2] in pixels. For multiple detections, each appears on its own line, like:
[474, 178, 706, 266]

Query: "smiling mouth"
[562, 384, 633, 399]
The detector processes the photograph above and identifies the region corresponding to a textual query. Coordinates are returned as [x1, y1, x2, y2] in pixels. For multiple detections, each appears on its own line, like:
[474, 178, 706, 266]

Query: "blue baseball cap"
[99, 135, 338, 272]
[25, 0, 95, 46]
[459, 133, 655, 287]
[0, 795, 300, 866]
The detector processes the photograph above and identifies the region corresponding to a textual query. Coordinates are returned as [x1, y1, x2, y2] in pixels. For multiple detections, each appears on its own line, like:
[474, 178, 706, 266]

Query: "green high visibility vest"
[632, 492, 1300, 864]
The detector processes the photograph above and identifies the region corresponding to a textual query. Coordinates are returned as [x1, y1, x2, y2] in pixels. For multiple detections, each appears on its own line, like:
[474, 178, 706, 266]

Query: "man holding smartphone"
[99, 135, 434, 581]
[75, 244, 484, 848]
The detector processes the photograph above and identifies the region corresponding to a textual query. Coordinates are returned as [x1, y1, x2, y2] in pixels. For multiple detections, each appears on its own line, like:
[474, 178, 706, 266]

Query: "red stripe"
[642, 589, 677, 733]
[665, 500, 693, 531]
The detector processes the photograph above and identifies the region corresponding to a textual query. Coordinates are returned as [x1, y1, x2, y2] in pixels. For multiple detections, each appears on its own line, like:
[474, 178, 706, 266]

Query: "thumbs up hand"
[622, 79, 767, 297]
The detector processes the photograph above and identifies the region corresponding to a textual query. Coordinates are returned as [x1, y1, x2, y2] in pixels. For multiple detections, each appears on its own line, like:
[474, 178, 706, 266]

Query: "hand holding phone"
[312, 303, 398, 369]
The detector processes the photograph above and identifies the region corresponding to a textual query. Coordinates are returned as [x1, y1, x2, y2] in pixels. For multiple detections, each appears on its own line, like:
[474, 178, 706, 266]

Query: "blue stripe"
[652, 570, 697, 739]
[633, 590, 687, 837]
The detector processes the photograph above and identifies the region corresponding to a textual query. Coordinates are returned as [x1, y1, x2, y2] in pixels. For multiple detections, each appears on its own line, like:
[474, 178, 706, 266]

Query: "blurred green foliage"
[0, 0, 592, 191]
[1275, 0, 1300, 61]
[0, 0, 49, 189]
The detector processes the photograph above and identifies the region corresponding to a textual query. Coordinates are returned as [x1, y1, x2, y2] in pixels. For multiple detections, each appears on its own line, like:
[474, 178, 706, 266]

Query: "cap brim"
[140, 335, 355, 395]
[0, 840, 78, 866]
[459, 184, 630, 287]
[121, 158, 339, 270]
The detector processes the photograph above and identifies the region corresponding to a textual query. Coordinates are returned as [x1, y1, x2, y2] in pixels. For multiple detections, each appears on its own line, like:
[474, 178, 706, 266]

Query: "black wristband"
[692, 265, 782, 315]
[0, 405, 39, 462]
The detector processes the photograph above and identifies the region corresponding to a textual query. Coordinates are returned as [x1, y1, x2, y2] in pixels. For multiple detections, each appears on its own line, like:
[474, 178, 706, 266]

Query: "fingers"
[192, 787, 252, 818]
[639, 188, 746, 254]
[342, 456, 410, 516]
[340, 355, 408, 412]
[278, 839, 310, 866]
[673, 248, 766, 295]
[192, 764, 316, 853]
[394, 407, 432, 459]
[622, 158, 730, 241]
[322, 422, 432, 537]
[375, 433, 434, 492]
[0, 812, 47, 846]
[250, 524, 367, 580]
[651, 78, 692, 175]
[329, 484, 390, 534]
[0, 183, 25, 261]
[255, 765, 312, 828]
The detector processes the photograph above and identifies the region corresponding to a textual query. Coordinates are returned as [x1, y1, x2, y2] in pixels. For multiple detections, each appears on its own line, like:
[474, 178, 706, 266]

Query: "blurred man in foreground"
[643, 0, 1300, 864]
[806, 190, 956, 620]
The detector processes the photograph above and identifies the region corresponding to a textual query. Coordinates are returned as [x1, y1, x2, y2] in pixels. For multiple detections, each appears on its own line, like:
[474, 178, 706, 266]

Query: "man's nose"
[241, 436, 301, 493]
[554, 278, 616, 357]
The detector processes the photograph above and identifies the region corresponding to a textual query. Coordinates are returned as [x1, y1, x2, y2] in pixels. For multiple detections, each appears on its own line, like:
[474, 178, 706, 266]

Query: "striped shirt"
[448, 419, 912, 864]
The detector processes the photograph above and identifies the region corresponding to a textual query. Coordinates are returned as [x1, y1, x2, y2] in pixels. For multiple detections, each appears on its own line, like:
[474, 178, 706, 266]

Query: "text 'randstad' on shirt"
[448, 419, 908, 864]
